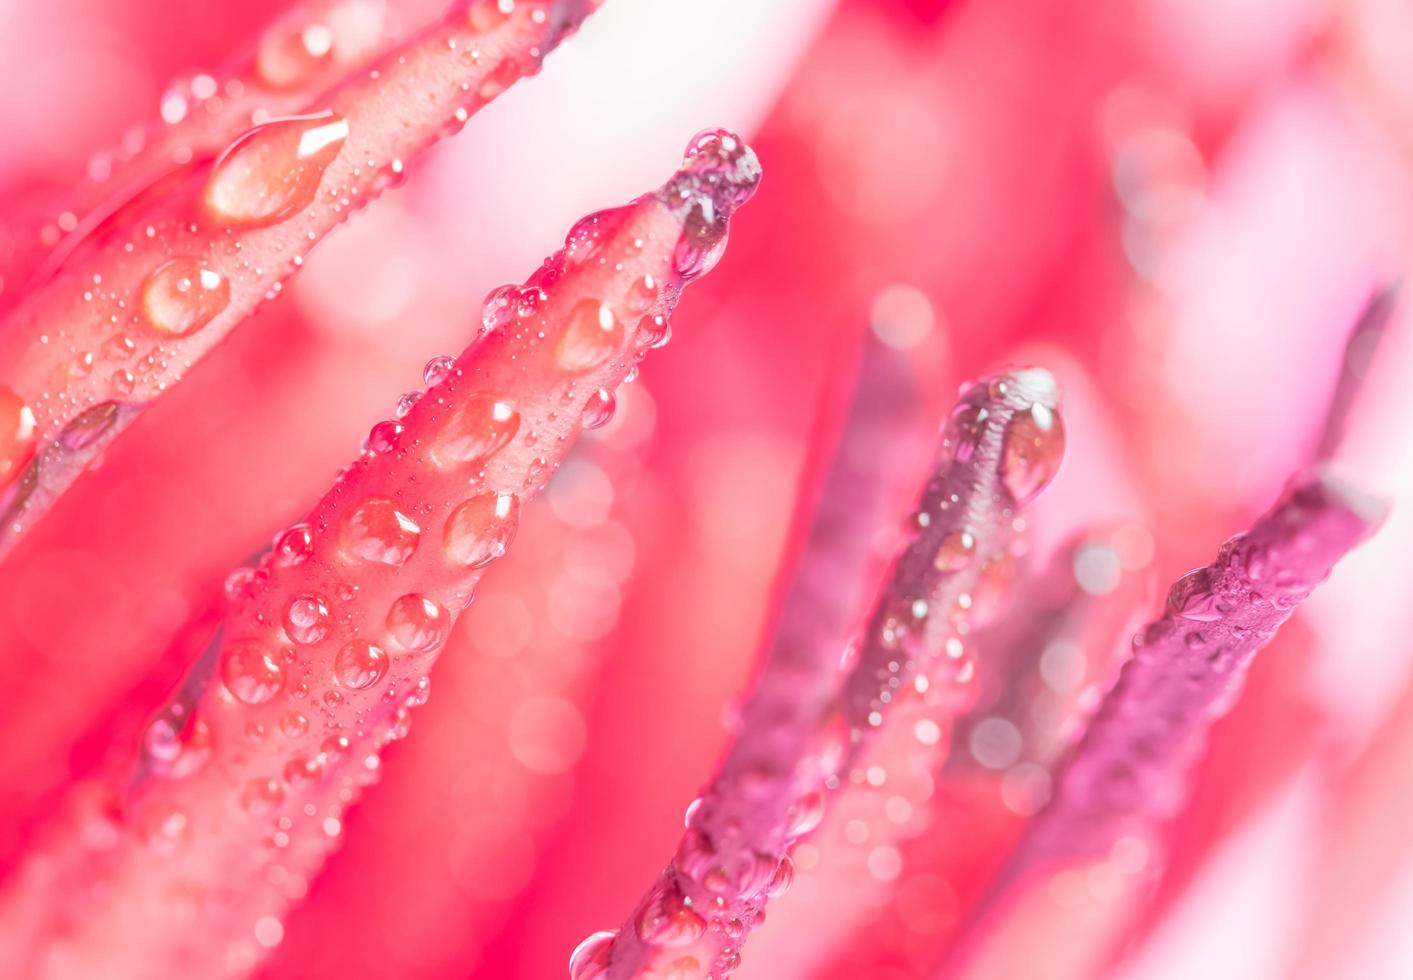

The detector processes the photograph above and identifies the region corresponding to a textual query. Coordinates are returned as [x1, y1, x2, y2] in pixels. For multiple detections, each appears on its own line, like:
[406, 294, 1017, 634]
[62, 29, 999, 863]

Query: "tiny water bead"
[431, 394, 520, 467]
[334, 639, 387, 690]
[555, 299, 621, 372]
[443, 492, 520, 567]
[340, 497, 421, 566]
[203, 111, 350, 228]
[282, 593, 330, 645]
[141, 257, 230, 337]
[0, 386, 38, 488]
[221, 639, 287, 704]
[1000, 401, 1065, 505]
[467, 0, 516, 33]
[933, 528, 977, 572]
[386, 593, 449, 653]
[581, 388, 615, 429]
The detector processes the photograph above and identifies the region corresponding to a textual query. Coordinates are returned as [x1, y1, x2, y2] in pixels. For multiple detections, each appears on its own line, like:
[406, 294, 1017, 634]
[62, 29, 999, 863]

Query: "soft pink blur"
[2, 0, 1413, 977]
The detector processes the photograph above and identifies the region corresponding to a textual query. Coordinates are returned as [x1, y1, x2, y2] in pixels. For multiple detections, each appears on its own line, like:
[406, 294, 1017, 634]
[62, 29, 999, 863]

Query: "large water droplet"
[431, 394, 520, 467]
[1167, 568, 1222, 622]
[386, 593, 449, 653]
[556, 299, 621, 372]
[635, 881, 707, 948]
[481, 285, 519, 335]
[141, 257, 229, 336]
[203, 112, 349, 228]
[0, 387, 38, 489]
[423, 355, 456, 387]
[443, 492, 519, 568]
[568, 930, 615, 980]
[221, 639, 287, 704]
[283, 593, 331, 645]
[335, 638, 388, 690]
[1000, 403, 1064, 505]
[340, 497, 421, 566]
[273, 523, 315, 566]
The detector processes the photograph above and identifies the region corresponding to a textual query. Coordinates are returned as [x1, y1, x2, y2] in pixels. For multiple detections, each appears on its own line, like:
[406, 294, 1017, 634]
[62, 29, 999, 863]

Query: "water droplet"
[284, 756, 321, 785]
[144, 710, 211, 777]
[395, 390, 423, 419]
[240, 776, 286, 815]
[787, 789, 825, 837]
[257, 22, 335, 90]
[280, 710, 309, 737]
[568, 930, 615, 980]
[767, 854, 795, 896]
[556, 299, 621, 372]
[111, 370, 135, 396]
[283, 593, 330, 645]
[481, 285, 519, 334]
[1167, 568, 1222, 622]
[517, 287, 548, 320]
[0, 387, 38, 489]
[340, 497, 421, 566]
[564, 206, 630, 265]
[273, 524, 315, 566]
[933, 529, 976, 572]
[335, 639, 387, 690]
[581, 388, 616, 429]
[141, 257, 230, 336]
[431, 394, 520, 467]
[637, 314, 671, 350]
[1000, 403, 1064, 505]
[627, 274, 658, 315]
[386, 593, 449, 653]
[221, 639, 287, 704]
[203, 112, 349, 228]
[59, 401, 121, 451]
[443, 492, 519, 567]
[423, 355, 456, 387]
[635, 881, 706, 947]
[468, 0, 515, 33]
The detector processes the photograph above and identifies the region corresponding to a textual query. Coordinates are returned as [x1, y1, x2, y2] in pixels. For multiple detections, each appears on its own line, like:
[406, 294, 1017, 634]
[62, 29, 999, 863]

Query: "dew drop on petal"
[1000, 402, 1064, 506]
[203, 112, 349, 228]
[556, 299, 621, 372]
[423, 355, 456, 387]
[386, 593, 449, 653]
[581, 388, 616, 429]
[481, 285, 519, 334]
[569, 930, 616, 980]
[283, 593, 330, 645]
[635, 882, 707, 948]
[933, 529, 976, 572]
[141, 257, 230, 336]
[1167, 568, 1222, 622]
[443, 492, 519, 568]
[221, 639, 287, 704]
[240, 777, 286, 815]
[637, 314, 670, 350]
[335, 639, 388, 690]
[787, 789, 826, 838]
[273, 523, 315, 567]
[340, 497, 421, 566]
[0, 387, 38, 488]
[431, 394, 520, 468]
[467, 0, 515, 33]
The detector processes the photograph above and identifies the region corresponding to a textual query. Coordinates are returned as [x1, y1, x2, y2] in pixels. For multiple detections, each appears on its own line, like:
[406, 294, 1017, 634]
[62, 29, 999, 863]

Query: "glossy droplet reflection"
[569, 930, 616, 980]
[432, 394, 520, 467]
[443, 493, 519, 568]
[0, 387, 37, 488]
[283, 593, 330, 644]
[556, 299, 621, 372]
[1000, 402, 1064, 505]
[257, 21, 334, 90]
[335, 639, 387, 690]
[386, 593, 449, 653]
[581, 388, 615, 429]
[203, 112, 349, 228]
[340, 497, 421, 566]
[141, 257, 230, 337]
[221, 639, 287, 704]
[635, 882, 707, 947]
